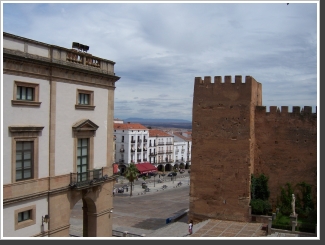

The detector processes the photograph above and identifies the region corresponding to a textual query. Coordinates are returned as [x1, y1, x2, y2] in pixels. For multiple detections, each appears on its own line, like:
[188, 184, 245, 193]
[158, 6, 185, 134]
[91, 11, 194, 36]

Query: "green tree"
[250, 173, 271, 215]
[124, 163, 139, 196]
[295, 182, 315, 217]
[278, 183, 294, 215]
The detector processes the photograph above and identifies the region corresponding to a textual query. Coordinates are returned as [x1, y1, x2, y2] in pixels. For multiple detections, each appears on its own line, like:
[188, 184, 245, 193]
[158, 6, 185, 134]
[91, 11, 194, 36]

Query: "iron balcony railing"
[158, 151, 165, 154]
[131, 140, 135, 143]
[158, 142, 165, 146]
[69, 167, 117, 189]
[149, 152, 157, 156]
[166, 150, 173, 153]
[166, 142, 173, 145]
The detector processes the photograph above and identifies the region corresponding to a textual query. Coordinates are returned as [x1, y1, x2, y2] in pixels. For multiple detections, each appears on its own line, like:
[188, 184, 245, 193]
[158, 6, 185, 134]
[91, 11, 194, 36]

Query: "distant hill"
[122, 118, 192, 129]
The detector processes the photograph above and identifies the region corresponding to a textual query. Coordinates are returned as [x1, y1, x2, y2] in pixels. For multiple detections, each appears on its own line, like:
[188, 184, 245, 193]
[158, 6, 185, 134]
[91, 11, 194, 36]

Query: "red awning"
[135, 162, 157, 174]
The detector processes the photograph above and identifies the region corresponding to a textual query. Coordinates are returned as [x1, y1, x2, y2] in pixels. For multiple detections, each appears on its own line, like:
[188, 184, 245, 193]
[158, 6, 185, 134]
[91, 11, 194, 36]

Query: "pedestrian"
[189, 220, 193, 235]
[113, 188, 116, 196]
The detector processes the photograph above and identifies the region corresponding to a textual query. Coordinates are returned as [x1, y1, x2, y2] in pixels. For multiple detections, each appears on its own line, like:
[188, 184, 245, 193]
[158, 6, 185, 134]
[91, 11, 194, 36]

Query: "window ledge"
[11, 100, 41, 107]
[75, 105, 96, 110]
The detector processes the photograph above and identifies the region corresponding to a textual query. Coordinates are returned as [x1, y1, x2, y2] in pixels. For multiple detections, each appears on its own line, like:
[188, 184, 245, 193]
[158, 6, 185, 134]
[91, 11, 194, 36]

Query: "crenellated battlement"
[256, 106, 317, 116]
[194, 75, 258, 85]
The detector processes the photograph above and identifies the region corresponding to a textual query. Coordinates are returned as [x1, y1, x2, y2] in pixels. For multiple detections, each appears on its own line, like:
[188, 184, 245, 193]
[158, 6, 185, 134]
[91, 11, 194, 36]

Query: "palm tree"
[124, 163, 139, 196]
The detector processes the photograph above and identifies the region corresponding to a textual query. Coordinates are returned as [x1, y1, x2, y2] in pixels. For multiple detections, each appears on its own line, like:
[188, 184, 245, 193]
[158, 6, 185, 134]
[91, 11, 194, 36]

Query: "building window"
[77, 138, 89, 182]
[79, 93, 89, 105]
[16, 141, 33, 181]
[75, 89, 95, 110]
[12, 81, 41, 107]
[15, 205, 36, 230]
[122, 136, 124, 142]
[9, 126, 43, 183]
[17, 86, 33, 100]
[18, 210, 31, 222]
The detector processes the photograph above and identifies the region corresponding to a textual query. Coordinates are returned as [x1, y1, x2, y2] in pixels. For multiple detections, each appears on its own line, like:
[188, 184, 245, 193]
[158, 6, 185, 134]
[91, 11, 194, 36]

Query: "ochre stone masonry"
[189, 75, 317, 223]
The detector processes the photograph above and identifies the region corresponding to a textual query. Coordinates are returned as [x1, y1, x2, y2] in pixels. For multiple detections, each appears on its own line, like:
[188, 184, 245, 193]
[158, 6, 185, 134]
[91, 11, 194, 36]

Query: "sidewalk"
[114, 173, 190, 197]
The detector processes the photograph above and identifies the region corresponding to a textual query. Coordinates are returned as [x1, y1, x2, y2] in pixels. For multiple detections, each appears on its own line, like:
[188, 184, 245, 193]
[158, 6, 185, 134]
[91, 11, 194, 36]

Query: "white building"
[114, 122, 156, 174]
[148, 129, 175, 172]
[168, 131, 192, 170]
[3, 32, 119, 237]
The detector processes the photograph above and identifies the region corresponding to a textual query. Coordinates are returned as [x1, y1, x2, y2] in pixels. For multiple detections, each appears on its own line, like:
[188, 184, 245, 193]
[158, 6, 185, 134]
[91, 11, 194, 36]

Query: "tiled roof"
[173, 132, 192, 141]
[149, 129, 172, 137]
[114, 123, 148, 130]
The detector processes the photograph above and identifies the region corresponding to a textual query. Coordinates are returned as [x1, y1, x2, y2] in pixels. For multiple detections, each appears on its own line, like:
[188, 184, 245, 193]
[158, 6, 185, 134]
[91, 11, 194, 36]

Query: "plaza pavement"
[70, 174, 314, 238]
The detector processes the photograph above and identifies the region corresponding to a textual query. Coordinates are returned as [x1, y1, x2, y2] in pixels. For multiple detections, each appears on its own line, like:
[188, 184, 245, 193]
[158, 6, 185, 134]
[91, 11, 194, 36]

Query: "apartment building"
[3, 32, 119, 237]
[148, 129, 175, 172]
[171, 131, 192, 170]
[114, 122, 153, 174]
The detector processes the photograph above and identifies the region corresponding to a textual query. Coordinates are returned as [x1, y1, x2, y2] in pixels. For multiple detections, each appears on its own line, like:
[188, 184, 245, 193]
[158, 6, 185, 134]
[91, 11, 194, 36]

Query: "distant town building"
[114, 118, 124, 124]
[3, 32, 120, 237]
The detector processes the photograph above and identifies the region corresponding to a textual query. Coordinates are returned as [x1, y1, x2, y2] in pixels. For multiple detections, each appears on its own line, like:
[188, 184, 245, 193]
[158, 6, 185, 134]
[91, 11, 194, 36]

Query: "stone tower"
[189, 75, 262, 222]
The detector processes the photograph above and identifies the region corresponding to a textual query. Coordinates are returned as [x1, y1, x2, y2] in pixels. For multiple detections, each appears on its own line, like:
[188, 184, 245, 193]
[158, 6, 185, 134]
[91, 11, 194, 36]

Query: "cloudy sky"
[2, 1, 319, 121]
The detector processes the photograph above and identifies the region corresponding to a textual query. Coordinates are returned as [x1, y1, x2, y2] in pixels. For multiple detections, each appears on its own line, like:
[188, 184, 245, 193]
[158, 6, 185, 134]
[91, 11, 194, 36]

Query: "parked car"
[179, 169, 185, 174]
[117, 187, 124, 193]
[168, 172, 177, 177]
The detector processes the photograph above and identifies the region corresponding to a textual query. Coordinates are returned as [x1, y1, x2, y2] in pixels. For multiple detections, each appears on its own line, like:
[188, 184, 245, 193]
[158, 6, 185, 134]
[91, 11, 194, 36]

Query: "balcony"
[166, 150, 173, 154]
[120, 149, 125, 152]
[119, 159, 124, 163]
[144, 139, 147, 142]
[158, 142, 165, 146]
[137, 148, 142, 152]
[149, 152, 157, 156]
[137, 159, 141, 162]
[166, 142, 173, 145]
[131, 140, 135, 143]
[143, 158, 147, 161]
[69, 168, 116, 190]
[181, 150, 185, 153]
[143, 148, 147, 152]
[131, 149, 135, 152]
[149, 144, 156, 147]
[158, 151, 165, 154]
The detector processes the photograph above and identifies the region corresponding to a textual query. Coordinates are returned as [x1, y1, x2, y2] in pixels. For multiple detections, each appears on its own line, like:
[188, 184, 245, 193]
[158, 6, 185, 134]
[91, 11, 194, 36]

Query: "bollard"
[268, 218, 272, 235]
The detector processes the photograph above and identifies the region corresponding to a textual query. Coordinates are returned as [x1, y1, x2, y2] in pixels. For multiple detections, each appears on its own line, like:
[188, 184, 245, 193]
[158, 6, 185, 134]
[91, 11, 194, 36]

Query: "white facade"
[114, 123, 149, 173]
[148, 129, 174, 171]
[3, 32, 119, 237]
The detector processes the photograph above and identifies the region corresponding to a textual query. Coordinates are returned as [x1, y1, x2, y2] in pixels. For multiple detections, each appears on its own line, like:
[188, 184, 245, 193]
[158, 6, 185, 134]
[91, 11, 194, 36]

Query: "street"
[70, 173, 191, 236]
